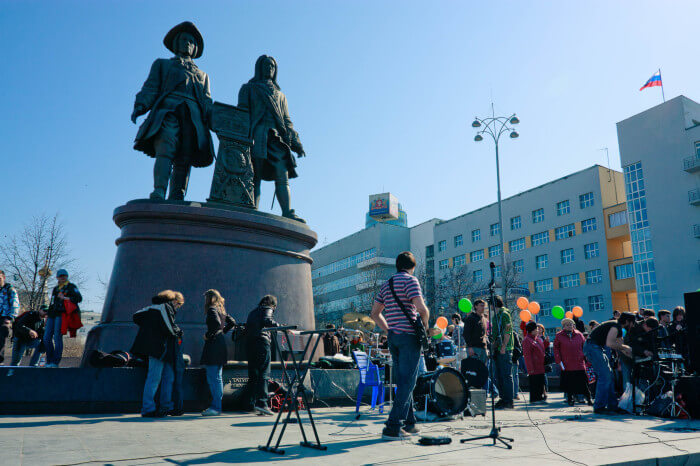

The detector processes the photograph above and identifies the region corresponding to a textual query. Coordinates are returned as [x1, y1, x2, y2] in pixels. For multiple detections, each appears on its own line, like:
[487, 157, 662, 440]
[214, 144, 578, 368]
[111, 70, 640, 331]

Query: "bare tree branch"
[0, 213, 84, 311]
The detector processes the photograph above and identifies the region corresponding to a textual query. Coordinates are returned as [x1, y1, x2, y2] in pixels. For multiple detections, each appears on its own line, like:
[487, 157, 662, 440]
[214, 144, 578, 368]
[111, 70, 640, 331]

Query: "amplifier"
[466, 389, 487, 416]
[677, 376, 700, 419]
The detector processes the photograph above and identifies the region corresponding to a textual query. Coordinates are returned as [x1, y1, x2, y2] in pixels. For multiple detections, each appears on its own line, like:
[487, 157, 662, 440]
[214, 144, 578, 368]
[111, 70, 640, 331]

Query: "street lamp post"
[472, 112, 519, 303]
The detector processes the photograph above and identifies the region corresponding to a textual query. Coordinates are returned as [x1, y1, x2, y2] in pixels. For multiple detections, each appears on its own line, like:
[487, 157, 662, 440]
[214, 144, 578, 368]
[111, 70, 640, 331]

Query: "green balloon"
[552, 305, 565, 320]
[458, 298, 472, 313]
[432, 330, 443, 340]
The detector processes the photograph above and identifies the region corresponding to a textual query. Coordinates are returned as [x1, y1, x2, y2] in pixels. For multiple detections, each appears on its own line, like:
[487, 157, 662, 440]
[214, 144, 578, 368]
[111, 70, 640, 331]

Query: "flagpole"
[659, 68, 666, 103]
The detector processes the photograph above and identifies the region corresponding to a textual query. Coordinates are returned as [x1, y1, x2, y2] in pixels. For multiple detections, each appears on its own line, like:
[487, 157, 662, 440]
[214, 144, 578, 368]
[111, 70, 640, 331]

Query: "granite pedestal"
[82, 200, 317, 365]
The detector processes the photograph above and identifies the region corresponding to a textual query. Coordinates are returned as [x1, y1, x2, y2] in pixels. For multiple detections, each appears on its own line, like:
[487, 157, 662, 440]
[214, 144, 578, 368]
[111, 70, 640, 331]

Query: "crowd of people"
[0, 269, 83, 367]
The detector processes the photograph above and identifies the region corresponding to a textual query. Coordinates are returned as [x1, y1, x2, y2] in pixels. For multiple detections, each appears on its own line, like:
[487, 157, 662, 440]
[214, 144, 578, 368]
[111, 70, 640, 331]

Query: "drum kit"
[413, 335, 488, 419]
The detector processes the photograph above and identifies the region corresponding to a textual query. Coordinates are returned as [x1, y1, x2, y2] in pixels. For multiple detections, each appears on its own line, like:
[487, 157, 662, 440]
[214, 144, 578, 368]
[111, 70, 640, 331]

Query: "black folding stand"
[258, 326, 333, 455]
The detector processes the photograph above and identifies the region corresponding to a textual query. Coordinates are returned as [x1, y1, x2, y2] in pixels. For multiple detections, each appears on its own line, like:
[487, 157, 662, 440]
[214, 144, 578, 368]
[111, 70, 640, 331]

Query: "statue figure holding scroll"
[238, 55, 306, 222]
[131, 21, 215, 200]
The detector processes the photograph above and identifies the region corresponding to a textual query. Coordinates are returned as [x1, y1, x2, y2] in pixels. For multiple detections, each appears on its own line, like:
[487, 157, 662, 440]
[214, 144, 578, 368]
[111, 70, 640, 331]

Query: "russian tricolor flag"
[640, 71, 662, 91]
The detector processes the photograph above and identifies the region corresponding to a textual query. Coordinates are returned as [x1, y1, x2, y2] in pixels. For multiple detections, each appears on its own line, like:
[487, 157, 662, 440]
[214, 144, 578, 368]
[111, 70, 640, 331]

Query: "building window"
[585, 269, 603, 284]
[696, 141, 700, 158]
[473, 269, 483, 283]
[584, 242, 599, 259]
[564, 298, 578, 312]
[438, 240, 447, 252]
[579, 192, 594, 209]
[560, 248, 575, 264]
[426, 245, 434, 258]
[438, 259, 449, 270]
[614, 263, 634, 280]
[510, 216, 522, 230]
[454, 234, 463, 247]
[494, 265, 502, 279]
[471, 229, 481, 242]
[312, 248, 377, 278]
[532, 208, 545, 224]
[470, 250, 484, 262]
[559, 273, 580, 289]
[624, 161, 659, 309]
[555, 224, 576, 240]
[588, 295, 605, 312]
[490, 223, 500, 236]
[536, 254, 548, 270]
[608, 211, 628, 228]
[581, 218, 597, 233]
[535, 278, 553, 293]
[531, 231, 550, 246]
[453, 255, 466, 267]
[540, 302, 552, 317]
[556, 200, 570, 216]
[509, 238, 525, 252]
[513, 259, 524, 273]
[488, 244, 502, 257]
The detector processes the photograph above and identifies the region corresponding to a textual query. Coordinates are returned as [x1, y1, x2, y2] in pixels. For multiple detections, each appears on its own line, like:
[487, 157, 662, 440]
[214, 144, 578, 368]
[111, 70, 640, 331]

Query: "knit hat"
[56, 269, 68, 278]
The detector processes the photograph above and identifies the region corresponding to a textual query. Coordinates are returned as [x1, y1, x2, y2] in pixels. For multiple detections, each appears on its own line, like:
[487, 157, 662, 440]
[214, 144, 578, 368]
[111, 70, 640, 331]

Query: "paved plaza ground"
[1, 394, 698, 466]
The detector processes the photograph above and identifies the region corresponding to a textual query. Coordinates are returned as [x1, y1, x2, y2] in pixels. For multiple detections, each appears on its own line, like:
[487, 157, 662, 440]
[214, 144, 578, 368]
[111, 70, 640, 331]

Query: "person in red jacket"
[554, 318, 592, 406]
[522, 321, 548, 403]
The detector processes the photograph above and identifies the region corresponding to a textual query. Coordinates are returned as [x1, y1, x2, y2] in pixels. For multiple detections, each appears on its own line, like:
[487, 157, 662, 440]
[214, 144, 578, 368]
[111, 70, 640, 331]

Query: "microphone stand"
[461, 262, 513, 449]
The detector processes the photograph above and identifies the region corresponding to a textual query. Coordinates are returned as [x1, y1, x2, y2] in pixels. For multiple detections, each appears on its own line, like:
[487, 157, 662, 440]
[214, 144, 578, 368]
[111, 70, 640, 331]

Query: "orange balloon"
[435, 316, 448, 330]
[528, 301, 541, 314]
[565, 311, 573, 319]
[519, 309, 532, 322]
[516, 297, 529, 310]
[572, 306, 583, 318]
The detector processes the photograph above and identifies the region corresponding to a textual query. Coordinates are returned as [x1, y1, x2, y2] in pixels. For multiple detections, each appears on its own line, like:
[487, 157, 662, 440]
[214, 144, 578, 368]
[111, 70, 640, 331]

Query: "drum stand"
[258, 326, 333, 455]
[664, 359, 690, 419]
[461, 263, 513, 449]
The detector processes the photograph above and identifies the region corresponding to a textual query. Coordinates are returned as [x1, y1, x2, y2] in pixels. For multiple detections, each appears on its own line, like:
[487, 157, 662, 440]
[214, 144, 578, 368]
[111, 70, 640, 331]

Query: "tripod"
[461, 262, 513, 449]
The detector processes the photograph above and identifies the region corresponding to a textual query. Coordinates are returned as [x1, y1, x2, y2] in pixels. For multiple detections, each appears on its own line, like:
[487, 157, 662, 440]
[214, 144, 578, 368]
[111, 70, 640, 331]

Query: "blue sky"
[1, 0, 696, 310]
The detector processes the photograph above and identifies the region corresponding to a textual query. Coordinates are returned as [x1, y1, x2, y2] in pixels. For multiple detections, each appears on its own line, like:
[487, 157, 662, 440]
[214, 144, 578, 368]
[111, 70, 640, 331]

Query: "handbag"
[388, 277, 429, 351]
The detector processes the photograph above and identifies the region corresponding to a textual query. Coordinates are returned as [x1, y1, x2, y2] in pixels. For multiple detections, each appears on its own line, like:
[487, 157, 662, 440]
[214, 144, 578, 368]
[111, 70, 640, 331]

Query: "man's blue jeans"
[494, 351, 513, 402]
[583, 341, 617, 410]
[386, 331, 421, 431]
[11, 337, 42, 366]
[205, 365, 223, 412]
[43, 316, 63, 365]
[142, 356, 174, 414]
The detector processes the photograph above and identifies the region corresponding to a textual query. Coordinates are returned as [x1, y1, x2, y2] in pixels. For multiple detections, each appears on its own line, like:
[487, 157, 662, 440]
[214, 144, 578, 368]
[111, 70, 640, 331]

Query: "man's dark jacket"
[48, 283, 82, 318]
[12, 311, 45, 341]
[245, 306, 278, 347]
[463, 312, 487, 349]
[131, 303, 181, 360]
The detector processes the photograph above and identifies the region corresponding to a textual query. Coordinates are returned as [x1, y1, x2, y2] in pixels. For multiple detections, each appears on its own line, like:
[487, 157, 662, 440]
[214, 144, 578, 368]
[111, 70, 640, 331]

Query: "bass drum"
[413, 367, 469, 417]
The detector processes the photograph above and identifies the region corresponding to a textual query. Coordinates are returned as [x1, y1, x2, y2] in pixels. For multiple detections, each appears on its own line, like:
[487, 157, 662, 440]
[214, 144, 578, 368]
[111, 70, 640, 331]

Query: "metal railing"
[690, 188, 700, 204]
[683, 155, 700, 172]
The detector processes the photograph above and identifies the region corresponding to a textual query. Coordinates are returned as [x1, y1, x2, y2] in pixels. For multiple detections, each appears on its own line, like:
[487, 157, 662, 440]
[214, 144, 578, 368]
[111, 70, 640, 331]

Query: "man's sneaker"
[167, 409, 184, 416]
[201, 408, 221, 416]
[402, 425, 421, 435]
[381, 428, 403, 441]
[141, 411, 158, 418]
[254, 404, 274, 416]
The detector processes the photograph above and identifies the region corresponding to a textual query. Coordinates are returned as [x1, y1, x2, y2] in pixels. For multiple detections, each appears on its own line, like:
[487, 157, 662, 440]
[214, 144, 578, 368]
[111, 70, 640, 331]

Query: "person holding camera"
[44, 269, 82, 367]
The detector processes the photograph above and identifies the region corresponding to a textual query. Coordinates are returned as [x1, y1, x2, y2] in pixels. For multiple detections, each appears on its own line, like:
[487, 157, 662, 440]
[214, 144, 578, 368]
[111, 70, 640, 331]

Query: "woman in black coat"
[200, 289, 236, 416]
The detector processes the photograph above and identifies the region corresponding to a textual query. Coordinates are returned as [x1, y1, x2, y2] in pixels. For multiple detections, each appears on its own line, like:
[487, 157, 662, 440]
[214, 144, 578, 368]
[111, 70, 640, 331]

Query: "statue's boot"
[150, 156, 172, 200]
[168, 164, 191, 201]
[253, 178, 262, 209]
[275, 180, 305, 223]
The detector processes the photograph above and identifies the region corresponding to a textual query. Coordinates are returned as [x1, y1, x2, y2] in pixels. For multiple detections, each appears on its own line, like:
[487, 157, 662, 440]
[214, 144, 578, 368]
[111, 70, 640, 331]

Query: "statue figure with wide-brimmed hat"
[131, 21, 215, 200]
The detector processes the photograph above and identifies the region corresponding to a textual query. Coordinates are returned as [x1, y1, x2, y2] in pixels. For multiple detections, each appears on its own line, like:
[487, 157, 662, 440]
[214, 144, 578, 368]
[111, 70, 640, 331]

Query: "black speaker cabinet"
[684, 291, 700, 375]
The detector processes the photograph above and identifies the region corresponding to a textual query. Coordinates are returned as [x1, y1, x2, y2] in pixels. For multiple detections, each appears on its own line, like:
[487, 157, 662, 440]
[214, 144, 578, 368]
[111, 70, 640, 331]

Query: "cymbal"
[342, 312, 368, 323]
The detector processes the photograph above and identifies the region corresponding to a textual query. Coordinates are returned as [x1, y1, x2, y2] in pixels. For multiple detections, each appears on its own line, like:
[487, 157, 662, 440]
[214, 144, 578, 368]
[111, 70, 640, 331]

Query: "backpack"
[511, 332, 523, 363]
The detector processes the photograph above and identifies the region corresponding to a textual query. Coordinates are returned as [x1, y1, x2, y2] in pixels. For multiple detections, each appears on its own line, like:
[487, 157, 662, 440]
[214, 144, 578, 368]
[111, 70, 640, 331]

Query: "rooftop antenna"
[599, 147, 619, 204]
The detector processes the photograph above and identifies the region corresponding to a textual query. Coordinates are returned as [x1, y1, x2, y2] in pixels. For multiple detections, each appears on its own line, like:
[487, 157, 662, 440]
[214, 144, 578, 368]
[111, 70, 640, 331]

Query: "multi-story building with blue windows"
[432, 165, 637, 337]
[617, 96, 700, 310]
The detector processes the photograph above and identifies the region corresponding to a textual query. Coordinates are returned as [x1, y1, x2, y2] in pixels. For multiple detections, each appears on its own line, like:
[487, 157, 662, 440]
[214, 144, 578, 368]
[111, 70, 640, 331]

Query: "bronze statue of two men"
[131, 22, 306, 222]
